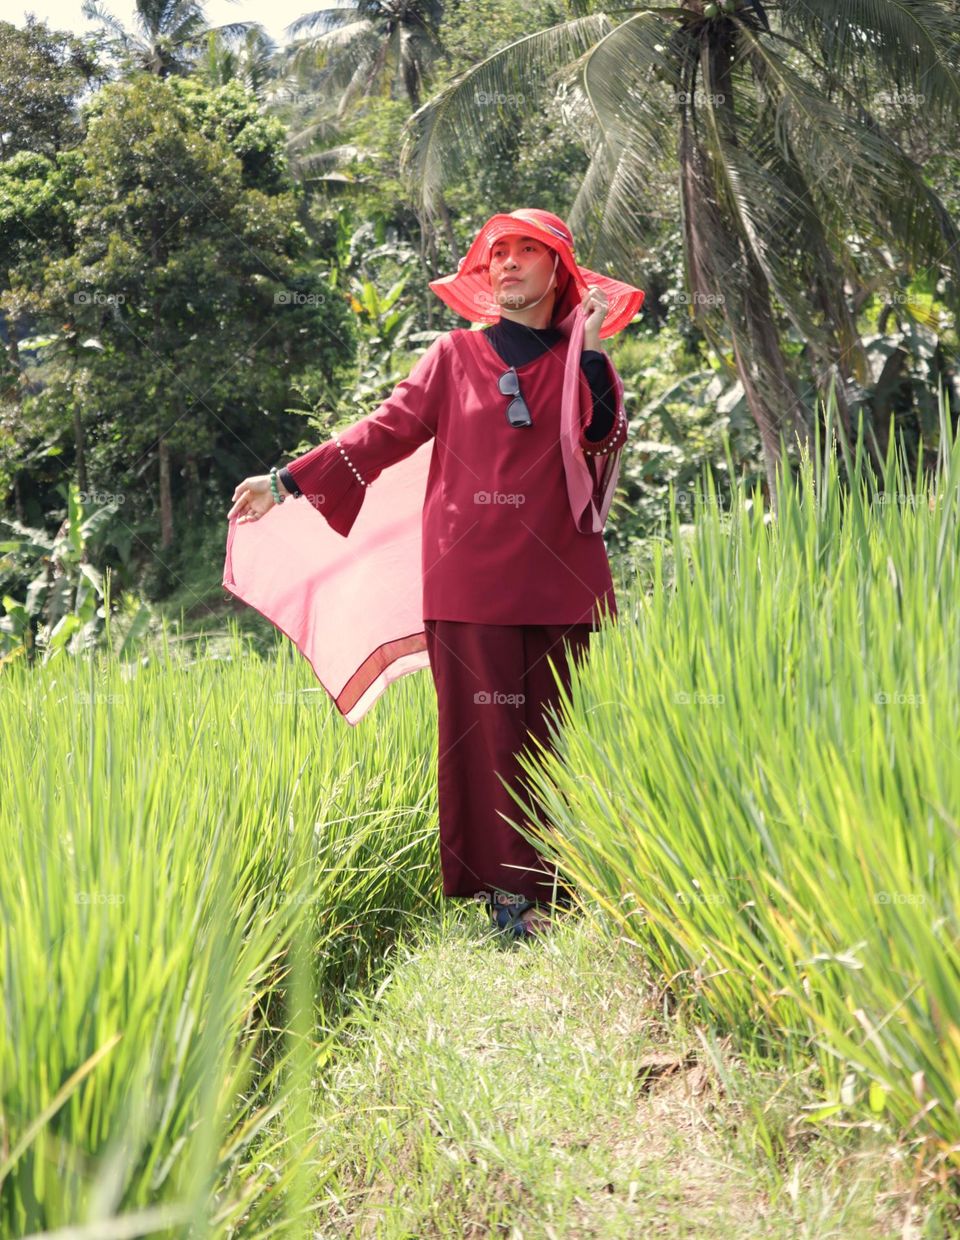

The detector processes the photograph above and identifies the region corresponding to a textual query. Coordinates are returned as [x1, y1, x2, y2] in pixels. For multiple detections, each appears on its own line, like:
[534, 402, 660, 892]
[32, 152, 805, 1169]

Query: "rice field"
[516, 395, 960, 1188]
[1, 392, 958, 1233]
[0, 631, 443, 1235]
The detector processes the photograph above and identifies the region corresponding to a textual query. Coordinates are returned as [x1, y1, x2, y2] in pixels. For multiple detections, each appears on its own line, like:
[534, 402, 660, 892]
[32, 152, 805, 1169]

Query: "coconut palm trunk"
[683, 37, 810, 506]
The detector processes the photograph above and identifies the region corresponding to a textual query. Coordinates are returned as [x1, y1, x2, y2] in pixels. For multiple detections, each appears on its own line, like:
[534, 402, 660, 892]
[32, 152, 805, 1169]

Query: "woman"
[226, 209, 643, 939]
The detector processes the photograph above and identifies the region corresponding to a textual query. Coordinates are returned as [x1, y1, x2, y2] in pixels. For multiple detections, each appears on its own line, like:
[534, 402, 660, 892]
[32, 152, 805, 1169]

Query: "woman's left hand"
[581, 285, 609, 350]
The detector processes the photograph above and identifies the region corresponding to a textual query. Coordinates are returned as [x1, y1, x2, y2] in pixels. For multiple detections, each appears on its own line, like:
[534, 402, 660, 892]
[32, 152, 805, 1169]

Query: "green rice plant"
[511, 385, 960, 1181]
[0, 631, 441, 1233]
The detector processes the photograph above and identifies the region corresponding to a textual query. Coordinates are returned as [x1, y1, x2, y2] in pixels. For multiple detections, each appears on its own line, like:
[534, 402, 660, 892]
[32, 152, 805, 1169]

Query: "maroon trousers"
[423, 619, 593, 903]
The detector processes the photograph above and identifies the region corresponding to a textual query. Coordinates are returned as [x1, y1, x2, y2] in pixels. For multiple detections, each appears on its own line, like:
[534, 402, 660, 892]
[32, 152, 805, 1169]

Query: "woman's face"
[489, 235, 556, 311]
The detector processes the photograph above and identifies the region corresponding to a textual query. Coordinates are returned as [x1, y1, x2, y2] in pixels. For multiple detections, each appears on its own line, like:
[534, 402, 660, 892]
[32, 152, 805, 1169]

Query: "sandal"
[484, 893, 550, 940]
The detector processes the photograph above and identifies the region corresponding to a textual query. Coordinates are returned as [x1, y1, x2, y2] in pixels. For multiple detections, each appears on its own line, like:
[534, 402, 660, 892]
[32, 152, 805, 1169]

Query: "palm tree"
[286, 0, 445, 116]
[198, 25, 278, 98]
[81, 0, 256, 78]
[400, 0, 960, 506]
[284, 0, 459, 281]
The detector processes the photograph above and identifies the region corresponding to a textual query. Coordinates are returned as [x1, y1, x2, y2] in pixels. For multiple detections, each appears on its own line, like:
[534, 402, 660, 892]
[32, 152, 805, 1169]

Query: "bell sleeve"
[579, 349, 627, 458]
[281, 334, 449, 538]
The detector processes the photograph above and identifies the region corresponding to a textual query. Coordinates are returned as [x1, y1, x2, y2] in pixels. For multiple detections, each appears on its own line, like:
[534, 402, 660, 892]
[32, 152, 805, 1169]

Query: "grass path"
[309, 904, 917, 1238]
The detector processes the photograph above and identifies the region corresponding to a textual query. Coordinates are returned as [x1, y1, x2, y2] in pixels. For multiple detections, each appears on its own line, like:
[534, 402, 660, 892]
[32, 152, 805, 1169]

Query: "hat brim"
[428, 213, 644, 339]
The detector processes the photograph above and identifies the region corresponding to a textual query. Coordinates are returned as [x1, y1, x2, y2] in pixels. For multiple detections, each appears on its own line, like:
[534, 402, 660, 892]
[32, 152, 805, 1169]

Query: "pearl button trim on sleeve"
[333, 434, 370, 487]
[581, 408, 627, 456]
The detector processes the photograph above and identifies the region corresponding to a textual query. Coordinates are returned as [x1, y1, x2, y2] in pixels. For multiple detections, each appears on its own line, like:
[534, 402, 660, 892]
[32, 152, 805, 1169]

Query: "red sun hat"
[428, 208, 644, 339]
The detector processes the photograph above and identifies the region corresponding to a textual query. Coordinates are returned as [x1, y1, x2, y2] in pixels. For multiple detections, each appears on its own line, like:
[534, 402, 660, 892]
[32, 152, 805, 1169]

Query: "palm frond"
[399, 14, 617, 214]
[202, 22, 261, 44]
[288, 142, 366, 176]
[741, 24, 960, 298]
[136, 0, 205, 39]
[159, 10, 208, 48]
[579, 10, 685, 152]
[747, 103, 869, 375]
[675, 113, 747, 364]
[337, 40, 385, 116]
[578, 15, 687, 182]
[568, 139, 664, 278]
[400, 26, 426, 106]
[776, 0, 960, 118]
[80, 0, 132, 44]
[287, 21, 376, 80]
[294, 18, 372, 51]
[559, 12, 703, 281]
[283, 117, 343, 152]
[287, 4, 361, 40]
[695, 68, 849, 360]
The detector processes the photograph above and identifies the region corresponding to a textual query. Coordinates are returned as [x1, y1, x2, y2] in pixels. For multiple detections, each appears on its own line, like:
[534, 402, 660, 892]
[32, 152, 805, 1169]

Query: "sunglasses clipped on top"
[498, 367, 533, 428]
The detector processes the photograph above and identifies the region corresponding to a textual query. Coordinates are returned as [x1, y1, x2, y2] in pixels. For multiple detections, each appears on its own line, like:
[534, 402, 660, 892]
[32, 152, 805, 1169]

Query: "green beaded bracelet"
[269, 466, 284, 505]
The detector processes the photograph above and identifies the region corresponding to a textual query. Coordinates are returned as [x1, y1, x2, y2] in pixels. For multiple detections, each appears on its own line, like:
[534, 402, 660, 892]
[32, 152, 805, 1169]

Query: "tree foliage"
[4, 74, 353, 554]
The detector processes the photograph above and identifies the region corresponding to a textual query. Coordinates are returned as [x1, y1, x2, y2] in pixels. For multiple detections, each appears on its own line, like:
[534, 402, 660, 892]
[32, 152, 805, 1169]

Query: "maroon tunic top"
[283, 325, 627, 627]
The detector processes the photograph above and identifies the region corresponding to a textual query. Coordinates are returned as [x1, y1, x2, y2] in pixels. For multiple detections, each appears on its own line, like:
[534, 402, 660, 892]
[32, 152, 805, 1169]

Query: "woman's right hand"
[228, 474, 275, 524]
